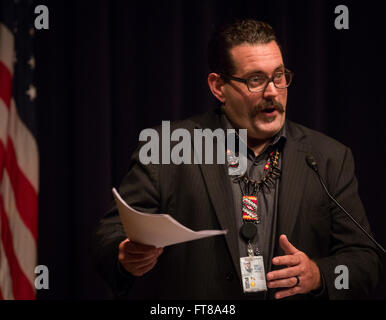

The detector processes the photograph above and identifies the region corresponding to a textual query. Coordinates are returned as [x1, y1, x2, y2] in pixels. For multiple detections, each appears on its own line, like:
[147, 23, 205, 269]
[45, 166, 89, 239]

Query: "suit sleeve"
[314, 147, 382, 299]
[92, 143, 160, 297]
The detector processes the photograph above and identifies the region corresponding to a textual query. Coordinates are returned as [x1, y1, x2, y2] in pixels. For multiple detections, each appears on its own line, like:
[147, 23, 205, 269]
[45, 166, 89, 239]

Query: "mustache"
[250, 99, 285, 117]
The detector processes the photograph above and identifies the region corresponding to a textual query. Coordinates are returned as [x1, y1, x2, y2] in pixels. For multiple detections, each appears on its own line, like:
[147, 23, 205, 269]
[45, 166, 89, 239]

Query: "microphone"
[305, 155, 386, 254]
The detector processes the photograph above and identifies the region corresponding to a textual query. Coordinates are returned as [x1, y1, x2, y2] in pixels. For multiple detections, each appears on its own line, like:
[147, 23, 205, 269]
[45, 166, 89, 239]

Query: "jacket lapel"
[199, 163, 241, 277]
[191, 110, 241, 278]
[276, 121, 310, 251]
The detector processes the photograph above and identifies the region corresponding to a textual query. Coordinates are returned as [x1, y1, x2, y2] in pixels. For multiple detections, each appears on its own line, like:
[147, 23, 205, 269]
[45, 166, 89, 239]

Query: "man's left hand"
[266, 234, 321, 299]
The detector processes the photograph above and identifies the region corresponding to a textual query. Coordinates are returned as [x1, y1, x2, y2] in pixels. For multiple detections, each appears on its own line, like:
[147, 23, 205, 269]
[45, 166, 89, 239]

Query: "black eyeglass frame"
[219, 68, 294, 93]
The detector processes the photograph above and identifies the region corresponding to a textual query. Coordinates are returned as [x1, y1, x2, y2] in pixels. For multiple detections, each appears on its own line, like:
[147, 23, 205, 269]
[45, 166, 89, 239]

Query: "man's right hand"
[118, 239, 163, 276]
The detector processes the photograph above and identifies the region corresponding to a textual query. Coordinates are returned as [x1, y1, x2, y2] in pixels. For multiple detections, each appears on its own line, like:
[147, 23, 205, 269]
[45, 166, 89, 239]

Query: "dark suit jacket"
[93, 108, 382, 300]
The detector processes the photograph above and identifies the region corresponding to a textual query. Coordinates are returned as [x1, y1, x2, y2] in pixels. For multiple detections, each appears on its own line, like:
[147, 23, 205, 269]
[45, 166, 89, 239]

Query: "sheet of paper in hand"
[112, 188, 227, 248]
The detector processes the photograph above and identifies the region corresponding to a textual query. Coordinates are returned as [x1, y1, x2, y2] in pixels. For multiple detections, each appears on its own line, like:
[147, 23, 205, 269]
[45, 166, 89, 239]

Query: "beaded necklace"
[230, 148, 281, 251]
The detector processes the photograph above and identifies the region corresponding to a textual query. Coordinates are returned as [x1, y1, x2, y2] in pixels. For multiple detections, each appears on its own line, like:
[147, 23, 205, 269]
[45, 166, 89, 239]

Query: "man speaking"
[93, 19, 382, 300]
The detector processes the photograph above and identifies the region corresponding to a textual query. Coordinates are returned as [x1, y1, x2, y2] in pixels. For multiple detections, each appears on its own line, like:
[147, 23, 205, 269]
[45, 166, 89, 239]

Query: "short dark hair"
[208, 19, 280, 76]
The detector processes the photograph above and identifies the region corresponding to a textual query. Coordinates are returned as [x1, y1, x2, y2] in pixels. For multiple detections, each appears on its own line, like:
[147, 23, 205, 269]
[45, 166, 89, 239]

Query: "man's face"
[222, 41, 287, 141]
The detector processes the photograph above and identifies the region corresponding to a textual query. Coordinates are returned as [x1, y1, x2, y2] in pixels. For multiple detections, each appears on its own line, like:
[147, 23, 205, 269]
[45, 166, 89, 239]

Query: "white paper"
[112, 188, 227, 248]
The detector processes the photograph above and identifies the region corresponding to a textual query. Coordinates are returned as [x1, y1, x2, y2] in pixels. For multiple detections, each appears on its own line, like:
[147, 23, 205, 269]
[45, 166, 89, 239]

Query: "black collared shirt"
[220, 113, 287, 278]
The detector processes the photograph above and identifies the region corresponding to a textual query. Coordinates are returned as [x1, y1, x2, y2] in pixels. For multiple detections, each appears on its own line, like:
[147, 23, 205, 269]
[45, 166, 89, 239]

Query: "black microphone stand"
[306, 155, 386, 255]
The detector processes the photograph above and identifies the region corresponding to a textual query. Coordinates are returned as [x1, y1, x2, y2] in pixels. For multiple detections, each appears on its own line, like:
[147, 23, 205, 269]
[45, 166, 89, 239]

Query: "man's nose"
[263, 81, 279, 99]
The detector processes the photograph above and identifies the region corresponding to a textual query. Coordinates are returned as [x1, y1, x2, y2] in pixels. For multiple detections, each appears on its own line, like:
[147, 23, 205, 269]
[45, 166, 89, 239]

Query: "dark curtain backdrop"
[33, 0, 386, 299]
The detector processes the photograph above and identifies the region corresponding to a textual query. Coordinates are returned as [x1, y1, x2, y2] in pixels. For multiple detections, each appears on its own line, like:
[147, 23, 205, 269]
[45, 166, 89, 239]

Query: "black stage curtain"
[34, 0, 386, 299]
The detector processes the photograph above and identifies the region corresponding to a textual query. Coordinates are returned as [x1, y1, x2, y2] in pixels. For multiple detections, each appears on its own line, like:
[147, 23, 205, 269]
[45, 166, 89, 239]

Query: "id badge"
[240, 256, 267, 293]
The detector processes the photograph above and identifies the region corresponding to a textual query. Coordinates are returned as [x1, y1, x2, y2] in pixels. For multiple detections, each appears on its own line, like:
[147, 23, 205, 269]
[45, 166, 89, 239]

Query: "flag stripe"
[1, 170, 37, 285]
[0, 195, 35, 299]
[4, 137, 37, 240]
[0, 100, 7, 145]
[3, 99, 39, 192]
[0, 109, 36, 299]
[0, 61, 12, 108]
[0, 241, 14, 299]
[0, 139, 4, 181]
[0, 23, 14, 74]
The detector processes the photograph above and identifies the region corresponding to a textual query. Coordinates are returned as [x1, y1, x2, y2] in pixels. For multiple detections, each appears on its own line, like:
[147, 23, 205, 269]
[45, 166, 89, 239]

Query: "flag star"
[28, 56, 35, 69]
[26, 84, 37, 101]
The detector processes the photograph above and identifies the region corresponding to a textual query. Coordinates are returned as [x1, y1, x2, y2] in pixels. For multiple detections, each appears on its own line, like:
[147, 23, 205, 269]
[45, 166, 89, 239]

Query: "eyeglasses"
[220, 68, 294, 93]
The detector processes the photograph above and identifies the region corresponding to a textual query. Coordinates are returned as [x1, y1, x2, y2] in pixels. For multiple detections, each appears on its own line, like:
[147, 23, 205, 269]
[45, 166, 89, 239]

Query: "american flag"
[0, 0, 38, 299]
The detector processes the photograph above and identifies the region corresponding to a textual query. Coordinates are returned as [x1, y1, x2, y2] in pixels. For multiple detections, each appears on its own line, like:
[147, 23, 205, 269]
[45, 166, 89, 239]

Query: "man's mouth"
[251, 100, 284, 118]
[261, 107, 277, 114]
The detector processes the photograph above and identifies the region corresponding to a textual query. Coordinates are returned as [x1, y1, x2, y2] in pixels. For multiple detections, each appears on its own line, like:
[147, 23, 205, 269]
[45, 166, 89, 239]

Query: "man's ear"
[208, 73, 226, 103]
